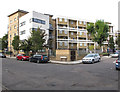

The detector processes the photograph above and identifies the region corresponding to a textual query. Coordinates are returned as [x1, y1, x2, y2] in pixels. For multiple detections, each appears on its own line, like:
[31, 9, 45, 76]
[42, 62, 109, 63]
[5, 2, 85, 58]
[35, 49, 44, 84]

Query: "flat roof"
[8, 9, 28, 17]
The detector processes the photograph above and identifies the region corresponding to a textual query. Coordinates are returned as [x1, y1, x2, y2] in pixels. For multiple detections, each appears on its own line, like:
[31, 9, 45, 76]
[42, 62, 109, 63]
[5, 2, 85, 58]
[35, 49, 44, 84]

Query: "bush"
[102, 53, 109, 56]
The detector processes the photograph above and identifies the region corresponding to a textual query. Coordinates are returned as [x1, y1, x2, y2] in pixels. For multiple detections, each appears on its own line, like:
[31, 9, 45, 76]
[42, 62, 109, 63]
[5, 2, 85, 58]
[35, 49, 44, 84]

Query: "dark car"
[0, 53, 6, 58]
[115, 56, 120, 70]
[29, 54, 48, 63]
[16, 54, 29, 61]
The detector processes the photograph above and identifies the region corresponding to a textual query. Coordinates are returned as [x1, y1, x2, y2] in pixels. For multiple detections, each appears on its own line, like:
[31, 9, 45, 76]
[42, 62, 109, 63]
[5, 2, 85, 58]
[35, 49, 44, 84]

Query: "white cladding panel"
[19, 11, 49, 44]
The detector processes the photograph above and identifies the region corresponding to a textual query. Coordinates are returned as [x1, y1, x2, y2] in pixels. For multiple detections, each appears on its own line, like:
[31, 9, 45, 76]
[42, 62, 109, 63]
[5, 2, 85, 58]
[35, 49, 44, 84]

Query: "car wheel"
[116, 67, 118, 70]
[37, 60, 39, 63]
[98, 58, 101, 62]
[91, 60, 94, 64]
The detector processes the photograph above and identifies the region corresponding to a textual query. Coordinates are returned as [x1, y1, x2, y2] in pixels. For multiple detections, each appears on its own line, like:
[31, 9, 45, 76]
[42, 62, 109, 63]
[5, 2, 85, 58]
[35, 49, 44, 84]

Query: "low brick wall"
[56, 49, 71, 61]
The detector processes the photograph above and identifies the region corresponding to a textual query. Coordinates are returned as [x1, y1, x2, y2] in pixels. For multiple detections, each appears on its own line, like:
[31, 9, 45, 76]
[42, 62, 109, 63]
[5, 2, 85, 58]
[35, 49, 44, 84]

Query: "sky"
[0, 0, 119, 38]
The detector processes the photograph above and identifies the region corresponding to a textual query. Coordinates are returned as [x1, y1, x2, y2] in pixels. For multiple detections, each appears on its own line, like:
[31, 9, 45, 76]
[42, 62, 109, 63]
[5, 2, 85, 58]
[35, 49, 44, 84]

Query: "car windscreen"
[33, 55, 41, 57]
[22, 54, 26, 56]
[85, 54, 94, 57]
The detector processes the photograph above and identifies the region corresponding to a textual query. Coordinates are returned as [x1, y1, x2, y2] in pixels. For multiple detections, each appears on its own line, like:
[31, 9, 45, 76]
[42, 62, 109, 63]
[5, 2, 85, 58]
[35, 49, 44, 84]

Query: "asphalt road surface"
[2, 57, 119, 90]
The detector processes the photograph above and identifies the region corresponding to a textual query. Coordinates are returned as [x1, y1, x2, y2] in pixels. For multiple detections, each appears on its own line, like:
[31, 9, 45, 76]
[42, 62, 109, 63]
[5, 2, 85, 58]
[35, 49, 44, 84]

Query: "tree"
[87, 20, 109, 47]
[116, 34, 120, 50]
[20, 38, 32, 55]
[12, 36, 20, 54]
[2, 34, 8, 50]
[109, 36, 115, 53]
[30, 27, 47, 53]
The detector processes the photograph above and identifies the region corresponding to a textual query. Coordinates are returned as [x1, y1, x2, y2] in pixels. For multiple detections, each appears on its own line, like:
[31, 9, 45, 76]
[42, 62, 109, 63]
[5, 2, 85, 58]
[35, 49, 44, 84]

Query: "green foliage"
[12, 36, 20, 51]
[87, 20, 109, 47]
[109, 36, 115, 50]
[20, 38, 32, 55]
[89, 45, 94, 51]
[30, 27, 47, 53]
[116, 34, 120, 50]
[1, 34, 8, 50]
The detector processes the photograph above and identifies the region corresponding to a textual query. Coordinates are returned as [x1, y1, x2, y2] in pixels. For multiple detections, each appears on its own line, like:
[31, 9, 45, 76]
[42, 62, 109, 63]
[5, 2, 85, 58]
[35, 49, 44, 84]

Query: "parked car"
[82, 53, 101, 64]
[29, 54, 48, 63]
[16, 54, 29, 61]
[0, 53, 6, 58]
[110, 52, 119, 58]
[115, 57, 120, 70]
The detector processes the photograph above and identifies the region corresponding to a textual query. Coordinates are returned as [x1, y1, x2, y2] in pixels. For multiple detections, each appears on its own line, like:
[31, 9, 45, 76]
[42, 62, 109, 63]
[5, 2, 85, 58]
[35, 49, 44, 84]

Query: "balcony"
[69, 27, 77, 32]
[69, 43, 77, 50]
[78, 43, 87, 48]
[57, 18, 68, 25]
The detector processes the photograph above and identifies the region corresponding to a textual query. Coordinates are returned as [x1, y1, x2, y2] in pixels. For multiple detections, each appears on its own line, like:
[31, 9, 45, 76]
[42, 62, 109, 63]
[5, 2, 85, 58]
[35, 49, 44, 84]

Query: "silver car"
[82, 53, 101, 64]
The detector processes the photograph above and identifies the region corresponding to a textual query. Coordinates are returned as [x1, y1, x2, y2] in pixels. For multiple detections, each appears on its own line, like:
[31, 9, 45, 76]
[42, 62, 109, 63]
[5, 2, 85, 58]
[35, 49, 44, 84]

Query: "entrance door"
[71, 50, 76, 61]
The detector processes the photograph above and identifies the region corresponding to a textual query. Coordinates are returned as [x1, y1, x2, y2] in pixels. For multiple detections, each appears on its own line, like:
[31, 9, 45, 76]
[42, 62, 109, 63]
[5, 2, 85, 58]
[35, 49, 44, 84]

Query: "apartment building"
[7, 10, 114, 61]
[8, 9, 28, 54]
[55, 17, 114, 61]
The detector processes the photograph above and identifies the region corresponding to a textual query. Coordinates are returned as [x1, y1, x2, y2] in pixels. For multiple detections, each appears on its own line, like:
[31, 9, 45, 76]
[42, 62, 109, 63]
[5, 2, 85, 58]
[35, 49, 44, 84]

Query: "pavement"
[49, 60, 82, 65]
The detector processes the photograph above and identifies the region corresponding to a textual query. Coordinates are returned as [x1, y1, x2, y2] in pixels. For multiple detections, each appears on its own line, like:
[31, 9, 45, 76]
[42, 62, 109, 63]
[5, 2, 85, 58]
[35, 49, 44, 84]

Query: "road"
[2, 57, 119, 90]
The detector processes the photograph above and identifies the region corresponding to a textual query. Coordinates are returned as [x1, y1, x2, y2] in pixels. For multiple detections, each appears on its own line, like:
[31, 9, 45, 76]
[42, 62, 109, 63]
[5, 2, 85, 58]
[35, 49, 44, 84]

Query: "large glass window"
[20, 21, 26, 27]
[71, 32, 73, 35]
[83, 21, 86, 25]
[80, 43, 82, 46]
[80, 32, 82, 35]
[59, 42, 63, 46]
[20, 30, 26, 35]
[64, 30, 67, 34]
[64, 19, 67, 22]
[59, 30, 62, 34]
[71, 44, 73, 47]
[59, 18, 62, 22]
[64, 42, 68, 46]
[79, 21, 82, 24]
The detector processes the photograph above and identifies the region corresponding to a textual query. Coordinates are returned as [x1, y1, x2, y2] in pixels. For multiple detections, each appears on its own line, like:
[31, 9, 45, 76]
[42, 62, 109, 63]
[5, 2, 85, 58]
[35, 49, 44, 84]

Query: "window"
[32, 18, 45, 25]
[14, 33, 16, 36]
[59, 42, 63, 46]
[64, 30, 67, 34]
[20, 21, 26, 27]
[64, 42, 68, 46]
[80, 32, 82, 35]
[84, 43, 86, 46]
[80, 43, 82, 46]
[84, 32, 86, 35]
[71, 21, 73, 24]
[71, 44, 73, 47]
[59, 30, 62, 34]
[10, 20, 12, 24]
[14, 18, 16, 21]
[10, 35, 11, 38]
[10, 27, 11, 31]
[14, 25, 16, 29]
[64, 19, 67, 22]
[83, 21, 86, 25]
[79, 21, 82, 24]
[71, 32, 73, 35]
[20, 30, 26, 35]
[59, 18, 62, 22]
[82, 27, 84, 29]
[17, 16, 19, 20]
